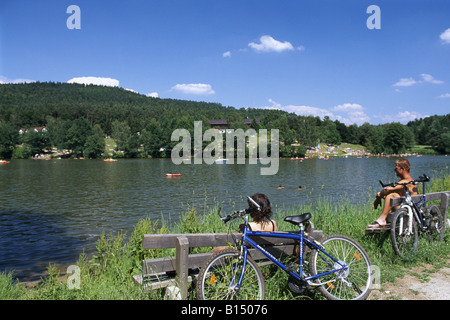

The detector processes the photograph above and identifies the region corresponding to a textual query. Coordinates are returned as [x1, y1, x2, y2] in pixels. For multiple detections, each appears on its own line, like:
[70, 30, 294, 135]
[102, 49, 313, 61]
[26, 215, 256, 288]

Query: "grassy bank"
[1, 171, 449, 300]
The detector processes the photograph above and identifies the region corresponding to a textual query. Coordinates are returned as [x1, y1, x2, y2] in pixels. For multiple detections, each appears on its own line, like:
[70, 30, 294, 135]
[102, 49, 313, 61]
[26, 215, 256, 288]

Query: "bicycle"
[196, 196, 373, 300]
[379, 174, 445, 258]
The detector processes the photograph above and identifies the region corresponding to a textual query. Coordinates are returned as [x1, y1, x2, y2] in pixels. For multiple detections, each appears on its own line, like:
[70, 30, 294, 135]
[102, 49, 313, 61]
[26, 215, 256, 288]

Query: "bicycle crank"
[287, 277, 307, 294]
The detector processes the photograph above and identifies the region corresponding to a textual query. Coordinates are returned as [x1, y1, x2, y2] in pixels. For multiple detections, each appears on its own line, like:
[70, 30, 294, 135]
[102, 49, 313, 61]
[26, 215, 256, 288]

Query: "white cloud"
[0, 75, 35, 84]
[264, 100, 369, 125]
[286, 105, 333, 118]
[249, 35, 298, 53]
[332, 103, 370, 125]
[437, 93, 450, 98]
[393, 77, 417, 87]
[265, 99, 331, 117]
[171, 83, 215, 95]
[124, 88, 139, 94]
[375, 111, 428, 124]
[224, 35, 303, 58]
[440, 28, 450, 44]
[393, 74, 443, 87]
[67, 76, 119, 87]
[420, 73, 444, 84]
[147, 92, 159, 98]
[332, 103, 364, 112]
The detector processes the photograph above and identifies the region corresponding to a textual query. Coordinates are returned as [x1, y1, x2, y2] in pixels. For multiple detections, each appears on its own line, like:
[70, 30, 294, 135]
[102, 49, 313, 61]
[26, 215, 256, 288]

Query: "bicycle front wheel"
[310, 234, 372, 300]
[197, 249, 266, 300]
[390, 208, 418, 258]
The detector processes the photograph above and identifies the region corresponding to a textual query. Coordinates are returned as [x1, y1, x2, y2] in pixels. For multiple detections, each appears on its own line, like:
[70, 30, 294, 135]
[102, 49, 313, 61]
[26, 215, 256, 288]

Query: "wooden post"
[440, 192, 449, 228]
[175, 236, 189, 300]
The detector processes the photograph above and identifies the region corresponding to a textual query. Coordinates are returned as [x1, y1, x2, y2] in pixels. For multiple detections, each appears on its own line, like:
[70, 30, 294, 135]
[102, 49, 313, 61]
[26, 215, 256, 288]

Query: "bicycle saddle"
[284, 213, 312, 226]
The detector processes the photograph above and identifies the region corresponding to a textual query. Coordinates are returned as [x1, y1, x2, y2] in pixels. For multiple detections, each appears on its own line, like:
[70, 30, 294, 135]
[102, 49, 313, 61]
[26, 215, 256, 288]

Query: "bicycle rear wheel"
[390, 208, 418, 258]
[197, 249, 266, 300]
[310, 234, 372, 300]
[425, 205, 445, 243]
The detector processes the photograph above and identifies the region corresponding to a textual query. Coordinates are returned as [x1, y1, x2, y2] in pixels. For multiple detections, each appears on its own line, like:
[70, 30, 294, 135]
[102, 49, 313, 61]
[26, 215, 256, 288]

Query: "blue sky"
[1, 0, 449, 125]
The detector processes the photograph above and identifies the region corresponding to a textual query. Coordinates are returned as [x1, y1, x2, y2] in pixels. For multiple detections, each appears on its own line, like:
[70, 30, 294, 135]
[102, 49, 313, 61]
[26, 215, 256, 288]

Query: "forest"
[0, 82, 449, 159]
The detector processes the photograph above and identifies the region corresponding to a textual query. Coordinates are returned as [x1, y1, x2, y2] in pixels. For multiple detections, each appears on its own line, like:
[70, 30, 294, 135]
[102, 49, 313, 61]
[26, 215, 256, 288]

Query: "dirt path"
[371, 261, 450, 300]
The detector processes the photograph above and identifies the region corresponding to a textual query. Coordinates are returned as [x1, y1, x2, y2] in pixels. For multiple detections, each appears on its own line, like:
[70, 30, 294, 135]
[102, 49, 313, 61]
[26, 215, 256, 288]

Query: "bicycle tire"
[425, 205, 445, 243]
[196, 249, 266, 300]
[309, 234, 372, 300]
[390, 207, 418, 258]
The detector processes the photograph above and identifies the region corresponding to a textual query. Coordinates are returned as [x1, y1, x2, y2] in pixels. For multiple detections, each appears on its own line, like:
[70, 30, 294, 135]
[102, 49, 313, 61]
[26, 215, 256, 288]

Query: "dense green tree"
[66, 118, 92, 155]
[384, 123, 407, 154]
[84, 124, 105, 158]
[0, 122, 18, 159]
[436, 132, 450, 154]
[321, 117, 341, 145]
[111, 120, 131, 151]
[21, 129, 50, 156]
[366, 125, 385, 154]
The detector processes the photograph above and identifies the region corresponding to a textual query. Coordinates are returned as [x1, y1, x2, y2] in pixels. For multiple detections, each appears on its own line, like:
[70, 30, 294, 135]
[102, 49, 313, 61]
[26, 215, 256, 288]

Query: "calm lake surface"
[0, 156, 448, 281]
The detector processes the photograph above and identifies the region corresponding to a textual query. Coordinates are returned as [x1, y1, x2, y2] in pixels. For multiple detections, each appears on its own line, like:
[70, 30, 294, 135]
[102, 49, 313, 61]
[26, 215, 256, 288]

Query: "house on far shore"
[209, 119, 229, 130]
[19, 126, 48, 134]
[209, 119, 260, 133]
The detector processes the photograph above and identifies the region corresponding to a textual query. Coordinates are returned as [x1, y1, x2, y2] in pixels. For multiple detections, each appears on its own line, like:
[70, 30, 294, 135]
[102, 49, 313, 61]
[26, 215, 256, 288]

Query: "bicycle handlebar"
[379, 173, 430, 188]
[217, 196, 261, 224]
[218, 208, 254, 223]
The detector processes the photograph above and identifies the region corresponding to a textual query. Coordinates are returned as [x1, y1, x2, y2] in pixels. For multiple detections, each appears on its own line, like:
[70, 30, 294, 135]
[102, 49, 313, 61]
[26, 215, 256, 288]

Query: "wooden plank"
[142, 230, 323, 249]
[175, 236, 189, 300]
[142, 233, 239, 249]
[389, 191, 450, 207]
[142, 253, 211, 275]
[439, 192, 449, 221]
[133, 274, 196, 290]
[365, 225, 391, 235]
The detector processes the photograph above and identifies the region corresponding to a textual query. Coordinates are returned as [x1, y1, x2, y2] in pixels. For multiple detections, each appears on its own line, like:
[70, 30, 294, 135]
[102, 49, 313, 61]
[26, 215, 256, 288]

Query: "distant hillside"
[0, 82, 259, 134]
[0, 82, 448, 159]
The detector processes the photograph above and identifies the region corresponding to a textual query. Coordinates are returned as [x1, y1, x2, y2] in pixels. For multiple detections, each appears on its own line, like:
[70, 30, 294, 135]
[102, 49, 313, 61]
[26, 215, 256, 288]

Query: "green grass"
[1, 172, 449, 300]
[408, 145, 439, 155]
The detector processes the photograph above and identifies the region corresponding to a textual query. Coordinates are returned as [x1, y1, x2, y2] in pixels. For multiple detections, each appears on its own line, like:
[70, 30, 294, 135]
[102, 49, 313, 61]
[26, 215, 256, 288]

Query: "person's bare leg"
[369, 193, 400, 227]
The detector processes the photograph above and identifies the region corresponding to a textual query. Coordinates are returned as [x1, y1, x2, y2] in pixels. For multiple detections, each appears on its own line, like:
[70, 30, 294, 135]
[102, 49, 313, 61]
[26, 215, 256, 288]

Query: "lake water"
[0, 156, 448, 281]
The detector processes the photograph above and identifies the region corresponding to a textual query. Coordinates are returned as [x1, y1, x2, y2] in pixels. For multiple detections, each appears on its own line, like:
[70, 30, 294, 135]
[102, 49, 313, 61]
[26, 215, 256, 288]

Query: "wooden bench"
[365, 191, 449, 234]
[132, 230, 323, 299]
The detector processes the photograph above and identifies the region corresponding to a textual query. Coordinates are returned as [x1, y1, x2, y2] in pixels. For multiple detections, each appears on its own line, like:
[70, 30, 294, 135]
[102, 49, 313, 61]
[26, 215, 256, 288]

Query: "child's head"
[247, 193, 273, 223]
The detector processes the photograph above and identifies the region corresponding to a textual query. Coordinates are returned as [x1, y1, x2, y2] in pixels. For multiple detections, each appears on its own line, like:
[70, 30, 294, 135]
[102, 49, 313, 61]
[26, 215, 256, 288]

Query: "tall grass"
[1, 172, 449, 300]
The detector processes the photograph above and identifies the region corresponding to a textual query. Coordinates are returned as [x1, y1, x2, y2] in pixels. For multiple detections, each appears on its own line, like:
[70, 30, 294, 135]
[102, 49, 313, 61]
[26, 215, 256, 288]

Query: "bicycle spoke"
[198, 249, 265, 300]
[310, 235, 372, 300]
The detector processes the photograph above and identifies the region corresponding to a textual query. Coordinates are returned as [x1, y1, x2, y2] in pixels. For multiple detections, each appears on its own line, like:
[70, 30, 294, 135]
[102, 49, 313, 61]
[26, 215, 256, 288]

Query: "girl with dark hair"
[212, 193, 278, 252]
[244, 193, 278, 232]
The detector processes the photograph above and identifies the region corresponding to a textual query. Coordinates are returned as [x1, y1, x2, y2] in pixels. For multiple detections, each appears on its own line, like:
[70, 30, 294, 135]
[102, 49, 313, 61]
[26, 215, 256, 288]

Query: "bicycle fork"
[226, 244, 253, 295]
[399, 205, 414, 236]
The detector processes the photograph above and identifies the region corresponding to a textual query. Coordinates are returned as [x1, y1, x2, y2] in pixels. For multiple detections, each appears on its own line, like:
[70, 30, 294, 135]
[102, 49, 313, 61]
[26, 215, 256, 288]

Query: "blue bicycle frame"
[235, 219, 348, 289]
